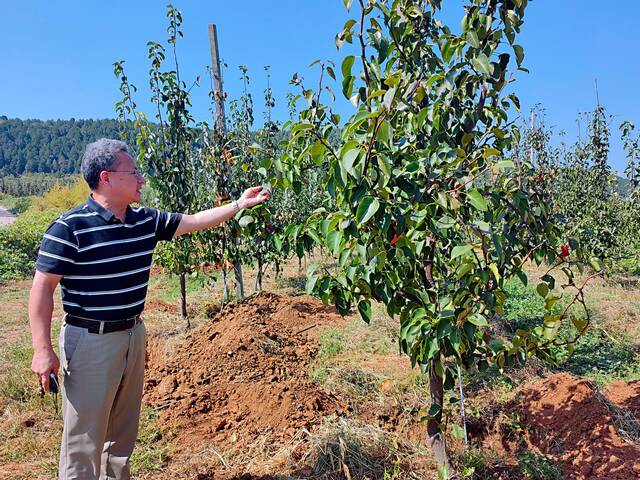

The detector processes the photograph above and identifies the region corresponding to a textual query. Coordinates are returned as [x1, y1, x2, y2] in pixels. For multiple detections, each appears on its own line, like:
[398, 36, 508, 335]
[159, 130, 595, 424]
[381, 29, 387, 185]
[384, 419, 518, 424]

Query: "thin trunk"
[458, 365, 468, 448]
[298, 256, 302, 272]
[256, 257, 263, 292]
[427, 363, 450, 476]
[222, 266, 229, 304]
[179, 272, 190, 329]
[234, 259, 244, 300]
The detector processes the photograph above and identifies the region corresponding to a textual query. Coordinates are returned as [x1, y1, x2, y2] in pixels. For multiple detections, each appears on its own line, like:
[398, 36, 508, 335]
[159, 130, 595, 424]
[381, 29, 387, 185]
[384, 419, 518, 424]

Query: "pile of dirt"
[606, 379, 640, 418]
[144, 292, 349, 449]
[514, 373, 640, 480]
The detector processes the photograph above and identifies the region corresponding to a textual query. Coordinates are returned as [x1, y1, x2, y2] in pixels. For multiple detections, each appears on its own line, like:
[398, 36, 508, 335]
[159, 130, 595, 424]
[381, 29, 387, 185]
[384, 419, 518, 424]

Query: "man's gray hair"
[81, 138, 131, 190]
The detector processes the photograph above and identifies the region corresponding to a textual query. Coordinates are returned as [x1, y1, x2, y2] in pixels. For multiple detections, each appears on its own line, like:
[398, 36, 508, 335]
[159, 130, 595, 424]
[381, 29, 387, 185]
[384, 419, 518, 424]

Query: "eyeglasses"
[107, 168, 143, 177]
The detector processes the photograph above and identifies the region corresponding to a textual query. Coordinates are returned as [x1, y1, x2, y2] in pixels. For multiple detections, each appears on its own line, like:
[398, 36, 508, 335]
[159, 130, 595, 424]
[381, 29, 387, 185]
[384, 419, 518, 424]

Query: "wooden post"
[208, 23, 244, 300]
[208, 24, 226, 135]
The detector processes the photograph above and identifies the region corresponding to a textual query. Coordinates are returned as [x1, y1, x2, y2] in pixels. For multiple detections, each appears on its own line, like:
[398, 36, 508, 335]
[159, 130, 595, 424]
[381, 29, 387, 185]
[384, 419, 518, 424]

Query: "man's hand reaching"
[174, 185, 272, 237]
[239, 185, 271, 209]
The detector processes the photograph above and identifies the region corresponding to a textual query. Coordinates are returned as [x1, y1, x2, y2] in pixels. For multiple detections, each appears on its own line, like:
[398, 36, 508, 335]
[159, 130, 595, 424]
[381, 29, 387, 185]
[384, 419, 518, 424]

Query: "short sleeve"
[152, 209, 183, 241]
[35, 219, 79, 276]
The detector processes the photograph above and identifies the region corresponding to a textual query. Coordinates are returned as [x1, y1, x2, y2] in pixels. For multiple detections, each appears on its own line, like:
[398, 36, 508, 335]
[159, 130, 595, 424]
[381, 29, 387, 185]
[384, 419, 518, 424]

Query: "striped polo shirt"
[35, 195, 182, 321]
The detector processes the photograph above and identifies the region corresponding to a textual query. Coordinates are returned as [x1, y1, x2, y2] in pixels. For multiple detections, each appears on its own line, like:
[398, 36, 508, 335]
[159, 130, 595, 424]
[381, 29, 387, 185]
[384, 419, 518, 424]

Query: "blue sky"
[1, 1, 639, 173]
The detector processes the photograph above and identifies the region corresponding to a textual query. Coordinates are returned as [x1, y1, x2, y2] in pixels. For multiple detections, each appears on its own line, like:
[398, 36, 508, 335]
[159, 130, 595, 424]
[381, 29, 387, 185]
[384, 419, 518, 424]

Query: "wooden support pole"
[208, 23, 244, 300]
[208, 24, 226, 135]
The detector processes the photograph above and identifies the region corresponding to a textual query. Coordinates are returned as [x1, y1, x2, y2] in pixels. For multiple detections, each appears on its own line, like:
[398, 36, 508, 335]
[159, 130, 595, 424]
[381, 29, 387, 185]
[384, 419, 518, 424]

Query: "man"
[29, 138, 269, 480]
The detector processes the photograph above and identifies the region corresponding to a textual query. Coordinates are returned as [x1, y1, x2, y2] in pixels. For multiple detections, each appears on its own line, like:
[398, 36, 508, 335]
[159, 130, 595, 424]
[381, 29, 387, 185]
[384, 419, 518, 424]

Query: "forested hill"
[0, 116, 632, 196]
[0, 116, 135, 175]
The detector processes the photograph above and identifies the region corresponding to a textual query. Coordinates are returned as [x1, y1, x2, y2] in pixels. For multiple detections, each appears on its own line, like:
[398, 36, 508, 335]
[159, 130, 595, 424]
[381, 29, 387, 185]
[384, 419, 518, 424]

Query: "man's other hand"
[239, 185, 271, 209]
[32, 347, 60, 392]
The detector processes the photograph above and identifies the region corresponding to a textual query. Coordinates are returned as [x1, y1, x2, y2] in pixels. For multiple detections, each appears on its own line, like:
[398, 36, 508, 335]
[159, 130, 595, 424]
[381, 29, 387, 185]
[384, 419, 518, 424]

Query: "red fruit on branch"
[560, 243, 570, 259]
[390, 221, 400, 245]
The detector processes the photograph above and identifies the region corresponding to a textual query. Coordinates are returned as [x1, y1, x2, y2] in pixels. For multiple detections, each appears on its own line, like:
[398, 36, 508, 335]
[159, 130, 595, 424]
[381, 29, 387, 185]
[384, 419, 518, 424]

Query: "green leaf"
[495, 160, 515, 170]
[451, 424, 465, 440]
[589, 257, 603, 272]
[472, 53, 493, 76]
[466, 31, 480, 49]
[467, 189, 488, 211]
[545, 294, 561, 311]
[467, 314, 488, 327]
[451, 244, 473, 259]
[238, 215, 254, 227]
[358, 300, 372, 323]
[482, 148, 501, 159]
[436, 216, 456, 230]
[536, 282, 549, 298]
[513, 44, 525, 66]
[571, 316, 587, 332]
[291, 122, 314, 135]
[341, 147, 361, 176]
[341, 55, 355, 79]
[488, 263, 500, 281]
[356, 197, 380, 225]
[376, 120, 391, 143]
[428, 404, 442, 417]
[327, 230, 343, 254]
[533, 248, 544, 266]
[342, 75, 355, 99]
[437, 320, 451, 339]
[306, 273, 319, 294]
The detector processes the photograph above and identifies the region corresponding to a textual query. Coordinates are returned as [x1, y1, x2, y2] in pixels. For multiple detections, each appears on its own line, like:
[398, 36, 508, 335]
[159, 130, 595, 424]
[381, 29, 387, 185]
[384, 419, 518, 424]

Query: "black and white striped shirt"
[36, 195, 182, 320]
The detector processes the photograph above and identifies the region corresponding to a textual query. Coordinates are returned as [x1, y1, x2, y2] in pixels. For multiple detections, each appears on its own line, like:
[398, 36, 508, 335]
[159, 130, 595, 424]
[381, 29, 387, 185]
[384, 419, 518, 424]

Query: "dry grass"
[298, 416, 433, 479]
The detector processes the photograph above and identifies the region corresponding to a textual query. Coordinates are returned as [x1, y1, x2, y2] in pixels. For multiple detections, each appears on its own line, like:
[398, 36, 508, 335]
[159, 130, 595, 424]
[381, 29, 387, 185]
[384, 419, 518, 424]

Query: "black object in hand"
[49, 373, 59, 394]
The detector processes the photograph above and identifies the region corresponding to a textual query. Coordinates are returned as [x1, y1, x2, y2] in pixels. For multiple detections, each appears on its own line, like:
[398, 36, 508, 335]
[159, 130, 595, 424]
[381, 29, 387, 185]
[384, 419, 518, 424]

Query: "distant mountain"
[0, 116, 135, 176]
[616, 175, 632, 197]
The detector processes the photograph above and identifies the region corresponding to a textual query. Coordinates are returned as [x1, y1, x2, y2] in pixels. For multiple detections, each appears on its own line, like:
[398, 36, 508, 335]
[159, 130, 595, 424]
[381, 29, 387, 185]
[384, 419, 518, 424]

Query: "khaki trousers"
[58, 320, 147, 480]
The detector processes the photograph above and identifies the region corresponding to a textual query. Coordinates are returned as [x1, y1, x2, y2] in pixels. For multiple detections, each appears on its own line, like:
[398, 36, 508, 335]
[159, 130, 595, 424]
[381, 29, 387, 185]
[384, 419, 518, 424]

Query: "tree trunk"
[458, 365, 468, 447]
[255, 257, 263, 292]
[179, 271, 190, 329]
[298, 256, 302, 272]
[222, 266, 229, 304]
[427, 362, 450, 477]
[234, 259, 244, 300]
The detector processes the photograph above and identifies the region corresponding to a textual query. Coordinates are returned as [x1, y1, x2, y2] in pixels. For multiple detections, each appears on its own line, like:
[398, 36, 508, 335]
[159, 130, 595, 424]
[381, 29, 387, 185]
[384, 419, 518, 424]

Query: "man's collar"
[86, 194, 116, 222]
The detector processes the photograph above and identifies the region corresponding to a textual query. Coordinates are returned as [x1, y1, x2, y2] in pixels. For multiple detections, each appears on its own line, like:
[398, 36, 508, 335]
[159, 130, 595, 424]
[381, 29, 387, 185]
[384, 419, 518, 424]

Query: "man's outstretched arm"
[29, 270, 62, 392]
[173, 186, 270, 238]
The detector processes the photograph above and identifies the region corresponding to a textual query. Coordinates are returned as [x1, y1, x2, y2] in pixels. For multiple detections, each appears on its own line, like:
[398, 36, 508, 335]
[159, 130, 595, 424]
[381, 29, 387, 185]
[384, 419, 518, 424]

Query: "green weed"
[317, 328, 346, 358]
[131, 407, 168, 474]
[517, 450, 565, 480]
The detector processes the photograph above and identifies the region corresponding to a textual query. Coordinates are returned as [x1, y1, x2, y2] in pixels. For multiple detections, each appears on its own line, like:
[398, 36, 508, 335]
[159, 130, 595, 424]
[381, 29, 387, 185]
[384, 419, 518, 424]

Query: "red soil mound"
[144, 292, 349, 449]
[606, 379, 640, 419]
[515, 373, 640, 480]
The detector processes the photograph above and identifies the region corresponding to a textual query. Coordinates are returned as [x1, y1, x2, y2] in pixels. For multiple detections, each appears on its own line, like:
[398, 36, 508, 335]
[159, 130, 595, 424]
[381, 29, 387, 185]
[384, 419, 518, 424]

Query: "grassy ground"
[1, 259, 639, 479]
